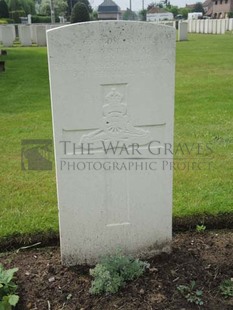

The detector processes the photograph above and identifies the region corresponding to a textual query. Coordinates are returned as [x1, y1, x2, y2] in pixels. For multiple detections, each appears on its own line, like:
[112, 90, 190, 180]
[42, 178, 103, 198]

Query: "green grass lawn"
[0, 34, 233, 238]
[174, 33, 233, 217]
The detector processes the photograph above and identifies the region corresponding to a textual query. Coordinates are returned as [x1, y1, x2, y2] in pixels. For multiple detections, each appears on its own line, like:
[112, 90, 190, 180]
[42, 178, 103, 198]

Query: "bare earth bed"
[1, 230, 233, 310]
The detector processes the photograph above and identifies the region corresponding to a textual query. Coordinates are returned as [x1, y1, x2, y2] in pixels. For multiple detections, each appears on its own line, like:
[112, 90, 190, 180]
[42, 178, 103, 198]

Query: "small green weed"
[0, 264, 19, 309]
[177, 280, 204, 306]
[219, 279, 233, 298]
[196, 224, 206, 233]
[89, 252, 149, 295]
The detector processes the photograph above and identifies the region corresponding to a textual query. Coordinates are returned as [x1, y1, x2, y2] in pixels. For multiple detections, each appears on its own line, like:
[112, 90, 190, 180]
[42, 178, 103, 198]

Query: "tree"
[139, 9, 147, 21]
[70, 2, 90, 23]
[38, 0, 50, 15]
[6, 0, 25, 22]
[68, 0, 92, 16]
[178, 7, 191, 19]
[0, 0, 9, 17]
[123, 8, 137, 20]
[5, 0, 36, 14]
[193, 2, 204, 14]
[55, 0, 68, 16]
[21, 0, 35, 14]
[7, 0, 21, 11]
[147, 2, 164, 10]
[167, 5, 178, 17]
[90, 10, 98, 20]
[39, 0, 68, 17]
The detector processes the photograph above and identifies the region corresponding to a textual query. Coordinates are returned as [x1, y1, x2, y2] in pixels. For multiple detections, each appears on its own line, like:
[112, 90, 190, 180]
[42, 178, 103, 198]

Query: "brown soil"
[1, 230, 233, 310]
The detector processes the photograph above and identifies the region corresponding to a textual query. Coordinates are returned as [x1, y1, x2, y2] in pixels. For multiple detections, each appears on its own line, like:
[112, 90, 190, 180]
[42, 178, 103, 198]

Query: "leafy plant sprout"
[196, 224, 206, 233]
[219, 279, 233, 298]
[177, 280, 204, 306]
[89, 251, 149, 295]
[0, 264, 19, 310]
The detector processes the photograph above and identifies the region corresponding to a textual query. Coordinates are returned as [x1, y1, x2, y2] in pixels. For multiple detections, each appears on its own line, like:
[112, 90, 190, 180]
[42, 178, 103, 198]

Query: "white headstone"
[178, 21, 188, 41]
[204, 19, 209, 34]
[47, 21, 175, 266]
[1, 25, 15, 47]
[216, 19, 221, 34]
[28, 14, 32, 24]
[30, 24, 37, 43]
[19, 25, 32, 46]
[36, 25, 46, 46]
[192, 19, 196, 33]
[229, 18, 233, 31]
[188, 19, 192, 33]
[0, 26, 2, 42]
[13, 25, 16, 40]
[225, 18, 229, 31]
[220, 19, 226, 34]
[59, 16, 65, 23]
[199, 19, 204, 33]
[208, 19, 213, 33]
[212, 19, 217, 34]
[196, 20, 200, 33]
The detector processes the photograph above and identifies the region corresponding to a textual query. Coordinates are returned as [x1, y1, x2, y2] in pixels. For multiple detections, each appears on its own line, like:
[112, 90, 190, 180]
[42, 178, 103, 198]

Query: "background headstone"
[196, 20, 200, 33]
[204, 19, 208, 34]
[217, 20, 221, 34]
[208, 19, 213, 34]
[1, 25, 15, 47]
[28, 14, 32, 24]
[212, 19, 217, 34]
[188, 19, 192, 33]
[0, 26, 2, 43]
[30, 25, 37, 43]
[36, 25, 46, 46]
[220, 19, 226, 34]
[229, 18, 233, 31]
[178, 21, 188, 41]
[47, 21, 176, 265]
[192, 19, 197, 33]
[199, 19, 204, 33]
[19, 25, 32, 46]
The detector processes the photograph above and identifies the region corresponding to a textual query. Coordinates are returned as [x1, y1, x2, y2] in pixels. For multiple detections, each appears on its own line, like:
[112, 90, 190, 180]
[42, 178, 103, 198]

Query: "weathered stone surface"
[47, 21, 175, 265]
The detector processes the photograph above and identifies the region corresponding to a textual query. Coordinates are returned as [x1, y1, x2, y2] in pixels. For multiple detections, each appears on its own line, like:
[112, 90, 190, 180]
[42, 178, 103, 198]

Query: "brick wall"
[212, 0, 233, 18]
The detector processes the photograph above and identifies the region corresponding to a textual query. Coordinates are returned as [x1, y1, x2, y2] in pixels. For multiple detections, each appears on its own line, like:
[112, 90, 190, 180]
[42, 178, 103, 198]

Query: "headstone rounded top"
[47, 20, 176, 35]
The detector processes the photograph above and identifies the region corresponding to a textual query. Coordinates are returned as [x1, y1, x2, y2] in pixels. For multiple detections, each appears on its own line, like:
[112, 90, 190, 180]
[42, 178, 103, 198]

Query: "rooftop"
[98, 0, 121, 13]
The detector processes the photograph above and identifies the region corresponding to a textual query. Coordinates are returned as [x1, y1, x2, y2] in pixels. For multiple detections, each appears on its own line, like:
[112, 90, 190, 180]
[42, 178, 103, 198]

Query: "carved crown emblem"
[105, 88, 122, 104]
[103, 88, 127, 116]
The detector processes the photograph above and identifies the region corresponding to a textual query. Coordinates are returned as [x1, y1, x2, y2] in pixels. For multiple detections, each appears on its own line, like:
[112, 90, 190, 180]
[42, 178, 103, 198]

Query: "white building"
[188, 12, 203, 20]
[147, 7, 173, 22]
